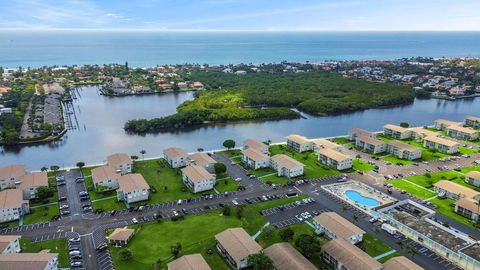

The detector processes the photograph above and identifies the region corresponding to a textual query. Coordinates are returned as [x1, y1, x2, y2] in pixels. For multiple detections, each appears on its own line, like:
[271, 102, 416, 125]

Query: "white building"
[317, 148, 352, 171]
[0, 189, 29, 223]
[348, 128, 373, 141]
[446, 125, 479, 141]
[188, 152, 217, 173]
[270, 154, 304, 178]
[106, 153, 133, 174]
[116, 174, 150, 204]
[423, 136, 460, 154]
[0, 165, 26, 190]
[466, 171, 480, 187]
[163, 147, 189, 168]
[18, 172, 49, 200]
[215, 228, 262, 269]
[181, 165, 216, 193]
[383, 124, 412, 140]
[241, 148, 270, 170]
[0, 251, 59, 270]
[434, 119, 459, 131]
[311, 138, 344, 153]
[355, 136, 386, 154]
[243, 139, 269, 154]
[465, 116, 480, 129]
[286, 134, 313, 152]
[386, 141, 421, 161]
[91, 166, 120, 191]
[314, 212, 365, 245]
[0, 235, 21, 254]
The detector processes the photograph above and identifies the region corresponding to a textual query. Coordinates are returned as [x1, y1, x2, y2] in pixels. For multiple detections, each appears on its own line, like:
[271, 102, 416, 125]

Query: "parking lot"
[260, 197, 328, 228]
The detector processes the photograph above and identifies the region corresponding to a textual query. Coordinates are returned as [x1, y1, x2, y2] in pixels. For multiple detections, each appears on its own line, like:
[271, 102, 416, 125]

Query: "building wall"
[164, 154, 188, 168]
[117, 189, 149, 204]
[0, 238, 20, 253]
[113, 163, 132, 174]
[94, 178, 119, 191]
[287, 140, 312, 152]
[0, 176, 20, 190]
[182, 174, 215, 193]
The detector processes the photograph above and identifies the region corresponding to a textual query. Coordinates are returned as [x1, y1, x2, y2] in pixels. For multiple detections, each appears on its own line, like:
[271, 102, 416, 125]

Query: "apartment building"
[317, 148, 352, 171]
[215, 228, 262, 269]
[313, 212, 365, 245]
[264, 242, 317, 270]
[0, 165, 26, 190]
[181, 165, 216, 193]
[355, 136, 386, 154]
[18, 172, 49, 200]
[466, 171, 480, 187]
[108, 228, 135, 247]
[241, 148, 270, 169]
[188, 152, 217, 173]
[383, 256, 424, 270]
[0, 251, 58, 270]
[106, 153, 133, 174]
[455, 197, 480, 222]
[446, 125, 479, 140]
[348, 128, 373, 141]
[116, 174, 150, 204]
[243, 139, 269, 154]
[270, 154, 304, 178]
[91, 166, 120, 191]
[423, 136, 460, 154]
[0, 189, 29, 223]
[383, 124, 411, 140]
[0, 235, 21, 254]
[409, 127, 439, 140]
[323, 238, 382, 270]
[465, 116, 480, 129]
[434, 180, 480, 201]
[386, 141, 421, 160]
[163, 147, 189, 168]
[286, 134, 313, 152]
[434, 119, 459, 131]
[311, 138, 344, 153]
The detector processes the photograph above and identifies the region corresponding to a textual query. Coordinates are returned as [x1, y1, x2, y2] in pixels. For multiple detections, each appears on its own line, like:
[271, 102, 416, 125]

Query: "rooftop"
[314, 212, 365, 240]
[18, 172, 48, 189]
[117, 174, 150, 192]
[167, 254, 211, 270]
[181, 165, 215, 183]
[424, 135, 460, 147]
[465, 116, 480, 122]
[0, 189, 27, 209]
[0, 165, 26, 180]
[386, 140, 420, 152]
[435, 119, 460, 126]
[323, 238, 382, 270]
[164, 147, 188, 159]
[0, 235, 21, 252]
[310, 138, 342, 150]
[91, 166, 119, 183]
[264, 242, 317, 270]
[242, 147, 269, 161]
[188, 152, 217, 167]
[460, 244, 480, 262]
[0, 251, 57, 270]
[286, 134, 310, 144]
[356, 135, 385, 146]
[318, 148, 352, 162]
[383, 256, 424, 270]
[106, 153, 132, 166]
[434, 180, 480, 199]
[243, 139, 268, 150]
[349, 128, 373, 137]
[447, 124, 479, 135]
[108, 228, 134, 241]
[384, 124, 408, 133]
[270, 154, 304, 169]
[466, 171, 480, 180]
[214, 228, 262, 263]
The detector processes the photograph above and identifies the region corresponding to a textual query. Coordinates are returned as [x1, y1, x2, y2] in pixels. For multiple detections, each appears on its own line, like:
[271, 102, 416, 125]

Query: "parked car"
[69, 237, 80, 242]
[132, 218, 138, 224]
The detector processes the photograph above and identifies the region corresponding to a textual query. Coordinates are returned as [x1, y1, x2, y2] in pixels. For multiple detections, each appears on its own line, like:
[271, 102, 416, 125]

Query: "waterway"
[1, 86, 479, 170]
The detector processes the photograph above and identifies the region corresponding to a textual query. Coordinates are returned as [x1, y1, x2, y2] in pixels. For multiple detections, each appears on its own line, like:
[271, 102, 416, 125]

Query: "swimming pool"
[344, 190, 381, 207]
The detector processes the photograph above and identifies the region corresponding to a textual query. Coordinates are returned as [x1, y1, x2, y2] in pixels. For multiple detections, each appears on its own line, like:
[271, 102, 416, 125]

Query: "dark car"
[58, 196, 67, 202]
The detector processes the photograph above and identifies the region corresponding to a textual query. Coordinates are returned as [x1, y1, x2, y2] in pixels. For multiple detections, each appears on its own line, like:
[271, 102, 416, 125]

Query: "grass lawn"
[405, 171, 476, 190]
[331, 137, 351, 145]
[360, 233, 394, 258]
[389, 179, 436, 200]
[82, 166, 126, 211]
[255, 222, 315, 247]
[380, 154, 413, 165]
[352, 159, 376, 171]
[214, 177, 239, 193]
[216, 149, 242, 158]
[23, 203, 59, 225]
[459, 164, 480, 174]
[459, 146, 478, 155]
[20, 237, 70, 268]
[429, 197, 478, 228]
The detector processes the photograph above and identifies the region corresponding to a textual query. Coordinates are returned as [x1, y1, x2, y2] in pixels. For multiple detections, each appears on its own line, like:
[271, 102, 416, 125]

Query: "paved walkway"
[304, 220, 315, 229]
[91, 196, 117, 203]
[258, 173, 277, 179]
[31, 202, 58, 209]
[252, 222, 270, 240]
[373, 249, 397, 260]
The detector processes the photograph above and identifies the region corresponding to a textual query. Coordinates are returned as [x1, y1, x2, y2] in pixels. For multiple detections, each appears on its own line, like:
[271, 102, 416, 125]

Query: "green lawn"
[360, 233, 394, 258]
[214, 177, 239, 193]
[352, 159, 376, 171]
[459, 146, 478, 155]
[405, 171, 476, 190]
[380, 155, 413, 165]
[20, 237, 70, 268]
[331, 137, 351, 145]
[23, 203, 59, 225]
[216, 149, 242, 158]
[429, 197, 478, 228]
[377, 253, 402, 263]
[389, 179, 436, 200]
[255, 222, 315, 248]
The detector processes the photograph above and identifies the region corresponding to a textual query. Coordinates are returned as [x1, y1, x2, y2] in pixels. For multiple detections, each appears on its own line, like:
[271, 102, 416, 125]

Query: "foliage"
[222, 139, 235, 149]
[294, 234, 322, 258]
[76, 161, 85, 168]
[214, 162, 227, 174]
[247, 253, 274, 270]
[171, 242, 182, 258]
[36, 186, 54, 200]
[222, 206, 231, 216]
[279, 227, 295, 241]
[400, 122, 409, 128]
[119, 248, 133, 261]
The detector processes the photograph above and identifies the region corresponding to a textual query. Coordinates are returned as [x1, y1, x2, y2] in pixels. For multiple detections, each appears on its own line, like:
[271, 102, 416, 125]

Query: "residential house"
[455, 197, 480, 222]
[286, 134, 313, 152]
[263, 242, 317, 270]
[106, 153, 133, 174]
[108, 228, 134, 247]
[241, 148, 270, 170]
[116, 174, 150, 204]
[409, 127, 439, 140]
[215, 228, 262, 269]
[192, 82, 204, 90]
[466, 171, 480, 187]
[383, 124, 412, 140]
[465, 116, 480, 129]
[348, 128, 373, 141]
[386, 141, 421, 160]
[317, 148, 353, 171]
[0, 251, 58, 270]
[433, 180, 480, 201]
[18, 172, 49, 200]
[164, 147, 189, 168]
[168, 254, 212, 270]
[181, 165, 216, 193]
[91, 166, 120, 191]
[355, 136, 386, 154]
[188, 152, 217, 173]
[0, 235, 21, 254]
[313, 212, 365, 245]
[0, 165, 26, 190]
[310, 138, 344, 153]
[243, 139, 269, 154]
[322, 238, 382, 270]
[445, 125, 479, 140]
[423, 136, 460, 154]
[434, 119, 459, 131]
[0, 189, 29, 223]
[383, 256, 424, 270]
[270, 154, 304, 178]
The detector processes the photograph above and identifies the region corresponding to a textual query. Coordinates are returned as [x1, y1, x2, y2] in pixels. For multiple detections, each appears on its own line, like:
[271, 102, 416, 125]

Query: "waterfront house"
[241, 148, 270, 170]
[455, 197, 480, 222]
[188, 152, 217, 173]
[386, 141, 421, 160]
[106, 153, 132, 174]
[383, 256, 424, 270]
[322, 238, 382, 270]
[0, 235, 21, 254]
[91, 166, 120, 191]
[313, 212, 365, 245]
[434, 119, 459, 131]
[215, 228, 262, 269]
[445, 125, 479, 140]
[433, 180, 480, 201]
[423, 136, 460, 154]
[168, 254, 212, 270]
[270, 154, 304, 178]
[0, 165, 26, 190]
[348, 128, 373, 141]
[310, 138, 344, 153]
[164, 147, 189, 168]
[243, 139, 269, 154]
[0, 189, 29, 224]
[0, 251, 58, 270]
[408, 127, 439, 140]
[181, 165, 216, 193]
[355, 136, 386, 154]
[192, 82, 204, 90]
[286, 134, 313, 152]
[116, 174, 150, 204]
[465, 116, 480, 129]
[108, 228, 134, 247]
[317, 148, 353, 171]
[263, 242, 317, 270]
[18, 172, 49, 200]
[383, 124, 412, 140]
[466, 171, 480, 187]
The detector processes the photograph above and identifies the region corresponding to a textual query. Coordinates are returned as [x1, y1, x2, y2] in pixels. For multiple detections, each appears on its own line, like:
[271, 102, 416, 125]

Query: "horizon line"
[1, 28, 479, 32]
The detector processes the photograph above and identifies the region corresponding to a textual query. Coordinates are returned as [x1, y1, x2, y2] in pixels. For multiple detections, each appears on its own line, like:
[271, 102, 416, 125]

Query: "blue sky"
[0, 0, 479, 30]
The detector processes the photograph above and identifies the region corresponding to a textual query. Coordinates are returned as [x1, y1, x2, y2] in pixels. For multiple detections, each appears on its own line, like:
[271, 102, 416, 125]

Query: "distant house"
[108, 228, 134, 247]
[286, 134, 313, 152]
[445, 125, 479, 141]
[409, 127, 439, 140]
[323, 238, 382, 270]
[188, 152, 217, 173]
[116, 174, 150, 204]
[433, 180, 480, 201]
[242, 148, 270, 170]
[355, 136, 386, 154]
[0, 250, 59, 270]
[168, 254, 212, 270]
[310, 138, 344, 153]
[0, 165, 26, 190]
[466, 171, 480, 187]
[91, 166, 120, 191]
[215, 228, 262, 269]
[0, 235, 21, 254]
[18, 172, 49, 200]
[383, 124, 411, 140]
[383, 256, 424, 270]
[164, 147, 189, 168]
[181, 165, 216, 193]
[455, 197, 480, 222]
[465, 116, 480, 129]
[434, 119, 459, 131]
[106, 153, 132, 174]
[348, 128, 373, 141]
[270, 154, 304, 178]
[423, 136, 459, 154]
[0, 189, 29, 224]
[264, 242, 317, 270]
[192, 82, 204, 90]
[243, 139, 269, 154]
[313, 212, 365, 245]
[386, 141, 421, 160]
[317, 148, 352, 171]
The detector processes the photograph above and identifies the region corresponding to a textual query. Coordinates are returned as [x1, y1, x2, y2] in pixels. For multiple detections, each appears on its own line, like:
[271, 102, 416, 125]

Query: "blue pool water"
[344, 190, 380, 207]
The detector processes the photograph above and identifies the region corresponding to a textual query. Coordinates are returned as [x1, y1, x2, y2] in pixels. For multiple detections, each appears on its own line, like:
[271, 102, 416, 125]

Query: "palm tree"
[140, 149, 146, 160]
[341, 205, 348, 212]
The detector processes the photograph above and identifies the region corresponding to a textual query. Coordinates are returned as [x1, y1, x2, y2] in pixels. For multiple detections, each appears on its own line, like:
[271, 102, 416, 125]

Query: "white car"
[295, 215, 303, 221]
[235, 177, 242, 182]
[132, 218, 138, 224]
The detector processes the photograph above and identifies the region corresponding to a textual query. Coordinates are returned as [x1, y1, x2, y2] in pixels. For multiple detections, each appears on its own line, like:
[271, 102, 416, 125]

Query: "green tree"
[222, 206, 231, 216]
[36, 186, 54, 200]
[171, 242, 182, 258]
[214, 163, 227, 174]
[236, 205, 246, 219]
[76, 161, 85, 170]
[263, 225, 275, 237]
[140, 149, 146, 160]
[400, 122, 410, 128]
[130, 155, 139, 162]
[223, 139, 235, 149]
[247, 253, 274, 270]
[119, 248, 133, 261]
[40, 167, 48, 172]
[279, 227, 294, 242]
[295, 234, 322, 258]
[50, 165, 60, 172]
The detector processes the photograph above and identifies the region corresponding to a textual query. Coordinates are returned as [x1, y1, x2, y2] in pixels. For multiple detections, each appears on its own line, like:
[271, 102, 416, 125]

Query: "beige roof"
[318, 148, 352, 162]
[408, 127, 438, 138]
[349, 128, 373, 137]
[243, 139, 268, 150]
[447, 124, 478, 135]
[386, 141, 420, 152]
[384, 124, 408, 133]
[117, 174, 150, 192]
[91, 166, 119, 184]
[106, 153, 132, 166]
[18, 172, 48, 189]
[264, 242, 317, 270]
[465, 116, 480, 122]
[167, 254, 212, 270]
[323, 239, 382, 270]
[466, 171, 480, 180]
[181, 165, 214, 183]
[314, 212, 365, 240]
[286, 134, 310, 144]
[271, 154, 304, 169]
[310, 138, 342, 150]
[356, 135, 385, 146]
[164, 147, 188, 159]
[434, 180, 480, 199]
[0, 235, 21, 252]
[189, 153, 217, 167]
[0, 165, 26, 180]
[242, 148, 269, 161]
[108, 228, 134, 241]
[456, 198, 480, 214]
[0, 189, 27, 209]
[383, 256, 424, 270]
[0, 252, 58, 270]
[424, 136, 460, 147]
[215, 228, 262, 263]
[435, 119, 459, 126]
